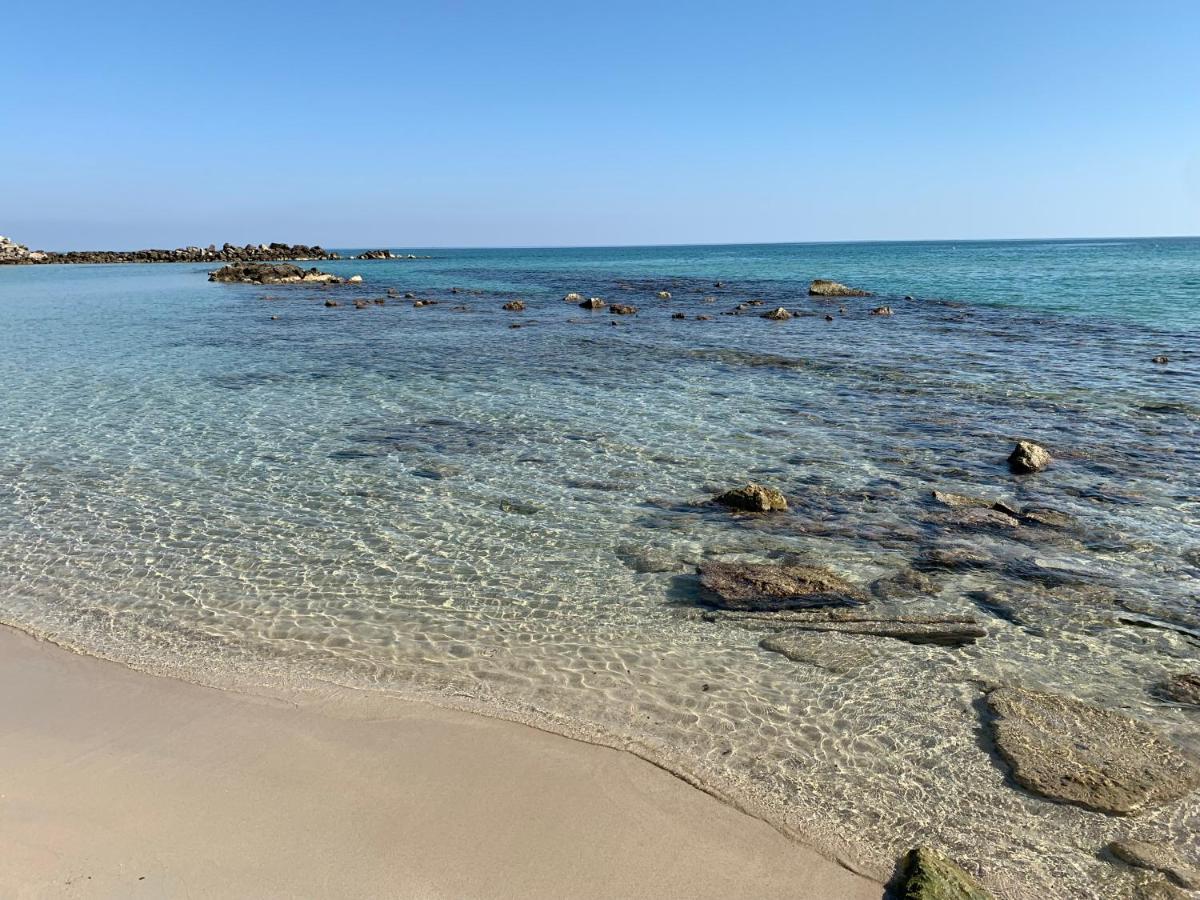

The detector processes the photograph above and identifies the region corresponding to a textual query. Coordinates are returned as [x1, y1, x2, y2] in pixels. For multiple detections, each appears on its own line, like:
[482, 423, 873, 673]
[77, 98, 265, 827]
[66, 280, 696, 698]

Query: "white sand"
[0, 626, 883, 899]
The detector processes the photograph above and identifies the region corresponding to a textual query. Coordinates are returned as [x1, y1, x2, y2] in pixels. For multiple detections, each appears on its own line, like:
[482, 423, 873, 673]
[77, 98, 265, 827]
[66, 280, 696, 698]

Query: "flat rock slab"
[783, 618, 986, 647]
[697, 561, 865, 611]
[899, 846, 993, 899]
[986, 686, 1200, 815]
[759, 631, 883, 673]
[1108, 839, 1200, 890]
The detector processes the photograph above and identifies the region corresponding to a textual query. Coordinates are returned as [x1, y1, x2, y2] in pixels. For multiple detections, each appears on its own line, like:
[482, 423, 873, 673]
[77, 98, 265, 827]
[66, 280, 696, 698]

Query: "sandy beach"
[0, 626, 883, 899]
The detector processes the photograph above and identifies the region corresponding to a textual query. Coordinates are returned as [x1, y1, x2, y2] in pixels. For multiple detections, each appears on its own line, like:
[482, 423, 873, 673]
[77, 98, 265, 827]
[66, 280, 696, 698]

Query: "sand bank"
[0, 626, 883, 899]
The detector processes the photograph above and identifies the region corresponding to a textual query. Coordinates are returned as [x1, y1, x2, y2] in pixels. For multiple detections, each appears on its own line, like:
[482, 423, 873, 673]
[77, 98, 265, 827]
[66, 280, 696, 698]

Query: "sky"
[2, 1, 1199, 249]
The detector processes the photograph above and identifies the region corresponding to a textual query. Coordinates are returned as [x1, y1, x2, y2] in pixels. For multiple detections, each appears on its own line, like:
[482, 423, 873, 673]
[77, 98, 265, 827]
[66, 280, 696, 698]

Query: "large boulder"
[898, 846, 993, 899]
[697, 561, 865, 611]
[808, 279, 873, 297]
[209, 263, 342, 284]
[1008, 440, 1052, 474]
[985, 686, 1200, 815]
[712, 483, 788, 512]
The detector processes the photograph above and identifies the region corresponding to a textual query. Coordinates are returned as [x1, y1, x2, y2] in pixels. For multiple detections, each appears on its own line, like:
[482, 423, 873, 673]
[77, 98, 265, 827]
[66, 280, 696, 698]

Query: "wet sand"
[0, 626, 883, 899]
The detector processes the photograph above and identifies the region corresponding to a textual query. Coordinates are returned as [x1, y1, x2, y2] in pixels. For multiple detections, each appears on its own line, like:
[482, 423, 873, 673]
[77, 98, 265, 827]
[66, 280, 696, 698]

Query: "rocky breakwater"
[0, 235, 49, 263]
[209, 263, 343, 285]
[0, 237, 337, 266]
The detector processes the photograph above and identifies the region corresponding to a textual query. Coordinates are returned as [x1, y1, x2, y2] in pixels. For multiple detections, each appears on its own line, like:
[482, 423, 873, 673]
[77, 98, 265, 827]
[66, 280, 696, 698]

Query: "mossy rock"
[900, 847, 993, 900]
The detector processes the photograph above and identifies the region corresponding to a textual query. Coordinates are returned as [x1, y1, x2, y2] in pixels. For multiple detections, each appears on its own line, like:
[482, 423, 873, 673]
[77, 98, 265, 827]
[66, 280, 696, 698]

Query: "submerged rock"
[502, 300, 526, 311]
[579, 297, 606, 310]
[770, 615, 985, 647]
[1107, 840, 1200, 890]
[209, 262, 342, 284]
[762, 307, 792, 321]
[1008, 440, 1052, 474]
[656, 290, 672, 299]
[870, 568, 939, 600]
[808, 279, 873, 297]
[898, 846, 993, 900]
[609, 303, 637, 315]
[870, 306, 894, 316]
[759, 631, 880, 673]
[712, 483, 788, 512]
[563, 292, 584, 302]
[985, 686, 1200, 815]
[672, 312, 687, 320]
[697, 561, 865, 611]
[1020, 507, 1076, 529]
[1156, 672, 1200, 706]
[914, 547, 994, 571]
[614, 544, 689, 574]
[1152, 355, 1170, 364]
[348, 274, 363, 283]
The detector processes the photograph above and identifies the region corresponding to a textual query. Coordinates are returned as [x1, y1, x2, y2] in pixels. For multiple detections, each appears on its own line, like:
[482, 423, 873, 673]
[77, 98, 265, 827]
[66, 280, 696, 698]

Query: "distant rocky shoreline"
[0, 235, 432, 266]
[0, 235, 336, 266]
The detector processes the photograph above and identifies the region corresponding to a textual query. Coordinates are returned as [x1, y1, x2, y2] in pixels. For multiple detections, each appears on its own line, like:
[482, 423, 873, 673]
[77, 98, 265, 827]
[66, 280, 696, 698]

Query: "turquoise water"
[1, 238, 1197, 898]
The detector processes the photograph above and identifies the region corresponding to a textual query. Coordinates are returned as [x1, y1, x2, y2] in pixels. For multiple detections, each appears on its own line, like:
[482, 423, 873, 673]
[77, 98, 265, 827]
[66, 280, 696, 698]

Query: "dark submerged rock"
[762, 307, 792, 321]
[697, 561, 865, 611]
[1156, 672, 1200, 706]
[985, 686, 1200, 815]
[579, 297, 607, 310]
[870, 306, 894, 316]
[609, 303, 637, 315]
[1107, 839, 1200, 890]
[502, 300, 526, 311]
[768, 615, 985, 647]
[870, 568, 938, 600]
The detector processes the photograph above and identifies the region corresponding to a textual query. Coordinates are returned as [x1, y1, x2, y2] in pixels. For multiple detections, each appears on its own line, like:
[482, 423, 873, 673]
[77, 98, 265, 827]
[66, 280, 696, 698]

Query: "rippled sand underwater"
[1, 241, 1197, 898]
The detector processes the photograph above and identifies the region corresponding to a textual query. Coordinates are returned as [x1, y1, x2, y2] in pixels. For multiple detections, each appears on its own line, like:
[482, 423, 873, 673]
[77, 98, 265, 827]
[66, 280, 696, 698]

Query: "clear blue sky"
[3, 1, 1198, 248]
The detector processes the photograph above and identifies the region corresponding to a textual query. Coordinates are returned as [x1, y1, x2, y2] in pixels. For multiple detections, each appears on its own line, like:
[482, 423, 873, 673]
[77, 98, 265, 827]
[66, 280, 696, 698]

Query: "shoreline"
[0, 623, 885, 899]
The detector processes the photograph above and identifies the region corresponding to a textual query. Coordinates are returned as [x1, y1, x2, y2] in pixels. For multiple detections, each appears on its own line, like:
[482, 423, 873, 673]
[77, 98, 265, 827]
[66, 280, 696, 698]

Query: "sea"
[1, 238, 1197, 898]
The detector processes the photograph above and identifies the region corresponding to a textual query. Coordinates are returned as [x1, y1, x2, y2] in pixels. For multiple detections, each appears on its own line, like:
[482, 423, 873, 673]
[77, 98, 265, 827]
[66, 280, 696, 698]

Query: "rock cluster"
[356, 249, 394, 259]
[0, 235, 49, 263]
[808, 279, 873, 297]
[0, 238, 336, 266]
[209, 263, 342, 285]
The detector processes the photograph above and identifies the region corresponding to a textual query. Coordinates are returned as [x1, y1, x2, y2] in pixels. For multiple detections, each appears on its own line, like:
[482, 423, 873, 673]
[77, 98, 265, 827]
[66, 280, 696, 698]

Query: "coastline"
[0, 624, 885, 899]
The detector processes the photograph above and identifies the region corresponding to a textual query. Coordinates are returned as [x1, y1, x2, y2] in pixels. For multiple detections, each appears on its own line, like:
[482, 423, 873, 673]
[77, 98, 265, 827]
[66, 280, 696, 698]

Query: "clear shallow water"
[1, 239, 1198, 898]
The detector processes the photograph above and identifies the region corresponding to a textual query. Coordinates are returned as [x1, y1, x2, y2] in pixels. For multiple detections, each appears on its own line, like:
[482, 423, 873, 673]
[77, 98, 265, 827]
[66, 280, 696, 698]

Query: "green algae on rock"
[900, 846, 993, 900]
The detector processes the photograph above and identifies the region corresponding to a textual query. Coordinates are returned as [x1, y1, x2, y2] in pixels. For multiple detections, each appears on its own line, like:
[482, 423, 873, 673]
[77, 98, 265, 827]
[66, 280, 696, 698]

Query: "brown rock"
[609, 303, 637, 315]
[712, 483, 788, 512]
[502, 300, 526, 311]
[698, 561, 865, 611]
[986, 686, 1200, 815]
[1008, 440, 1052, 474]
[762, 307, 792, 321]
